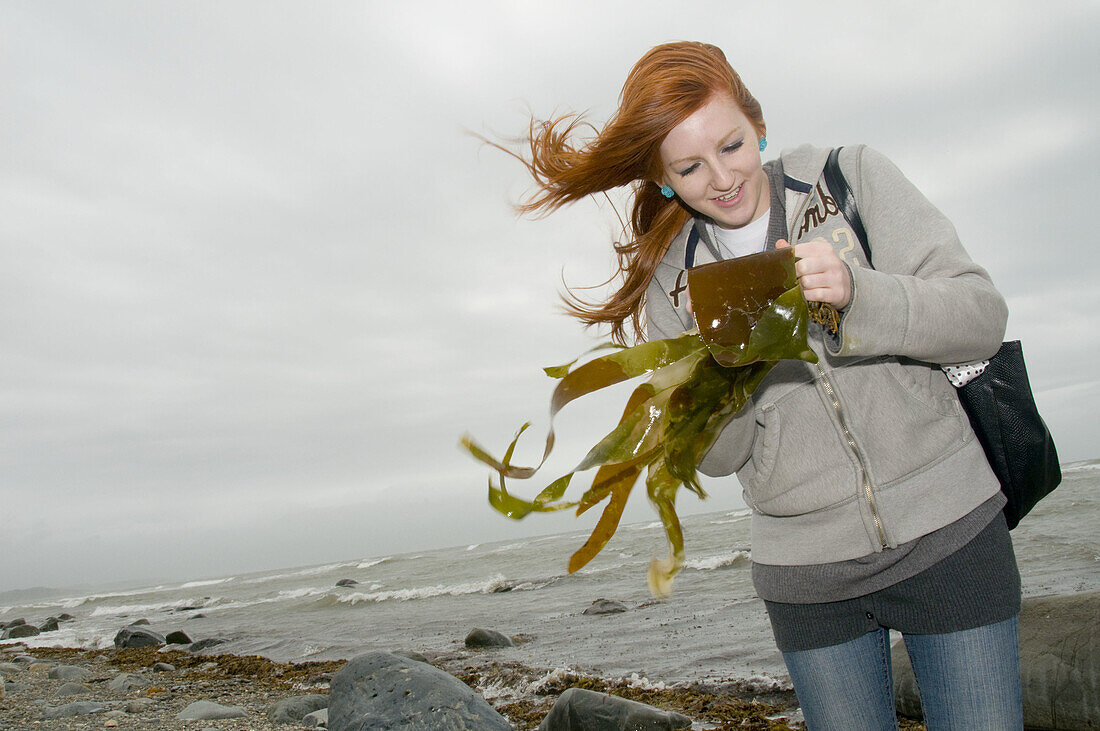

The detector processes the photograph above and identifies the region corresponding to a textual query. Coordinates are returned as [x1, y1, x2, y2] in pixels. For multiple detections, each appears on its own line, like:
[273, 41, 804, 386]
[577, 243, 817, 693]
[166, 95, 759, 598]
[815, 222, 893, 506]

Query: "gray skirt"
[763, 511, 1021, 653]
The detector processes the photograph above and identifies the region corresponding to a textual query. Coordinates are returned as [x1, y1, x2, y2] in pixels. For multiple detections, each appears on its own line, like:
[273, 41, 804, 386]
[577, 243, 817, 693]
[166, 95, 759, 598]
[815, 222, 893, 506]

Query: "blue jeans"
[782, 616, 1022, 730]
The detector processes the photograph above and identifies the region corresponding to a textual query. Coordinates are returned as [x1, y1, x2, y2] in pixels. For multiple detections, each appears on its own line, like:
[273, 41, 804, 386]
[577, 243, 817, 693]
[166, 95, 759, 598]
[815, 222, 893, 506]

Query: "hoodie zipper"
[816, 364, 888, 548]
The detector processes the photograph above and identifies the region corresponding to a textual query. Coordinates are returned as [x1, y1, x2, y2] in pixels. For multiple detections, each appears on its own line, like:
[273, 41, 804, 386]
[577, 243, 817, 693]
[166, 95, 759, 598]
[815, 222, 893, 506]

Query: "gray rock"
[165, 630, 192, 645]
[42, 701, 105, 719]
[38, 617, 59, 632]
[582, 599, 628, 615]
[57, 613, 75, 621]
[2, 623, 40, 639]
[176, 700, 248, 720]
[464, 627, 514, 648]
[328, 651, 511, 730]
[189, 638, 228, 653]
[114, 626, 165, 649]
[49, 665, 92, 681]
[126, 698, 157, 713]
[2, 618, 26, 629]
[335, 578, 359, 587]
[129, 618, 151, 626]
[894, 591, 1100, 730]
[0, 663, 24, 676]
[153, 662, 175, 672]
[267, 694, 328, 724]
[537, 687, 692, 730]
[55, 682, 91, 697]
[109, 672, 149, 692]
[303, 707, 328, 727]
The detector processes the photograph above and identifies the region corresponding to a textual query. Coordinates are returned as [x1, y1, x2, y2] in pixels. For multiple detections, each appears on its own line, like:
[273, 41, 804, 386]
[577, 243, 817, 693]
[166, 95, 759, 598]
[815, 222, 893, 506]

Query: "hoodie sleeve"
[828, 146, 1007, 365]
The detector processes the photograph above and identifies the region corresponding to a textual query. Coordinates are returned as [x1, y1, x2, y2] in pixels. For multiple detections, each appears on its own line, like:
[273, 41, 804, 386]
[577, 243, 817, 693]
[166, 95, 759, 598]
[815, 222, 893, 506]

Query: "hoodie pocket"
[739, 383, 860, 516]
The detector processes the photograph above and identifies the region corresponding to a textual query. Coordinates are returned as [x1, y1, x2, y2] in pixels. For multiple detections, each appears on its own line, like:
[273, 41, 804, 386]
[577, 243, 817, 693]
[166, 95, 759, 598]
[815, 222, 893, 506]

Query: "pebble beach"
[1, 640, 823, 730]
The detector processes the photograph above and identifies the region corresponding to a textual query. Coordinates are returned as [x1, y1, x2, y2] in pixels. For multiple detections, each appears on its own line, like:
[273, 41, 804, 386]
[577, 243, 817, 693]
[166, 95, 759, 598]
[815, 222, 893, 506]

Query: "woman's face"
[658, 93, 769, 230]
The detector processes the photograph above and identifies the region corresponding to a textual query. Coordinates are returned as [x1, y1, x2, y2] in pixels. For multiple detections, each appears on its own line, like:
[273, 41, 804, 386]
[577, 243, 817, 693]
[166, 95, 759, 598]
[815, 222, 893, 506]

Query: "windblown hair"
[509, 41, 765, 344]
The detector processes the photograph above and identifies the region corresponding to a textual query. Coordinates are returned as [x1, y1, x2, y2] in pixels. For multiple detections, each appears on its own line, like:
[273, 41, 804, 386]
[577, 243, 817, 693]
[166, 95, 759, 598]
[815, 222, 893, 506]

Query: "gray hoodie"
[645, 145, 1007, 566]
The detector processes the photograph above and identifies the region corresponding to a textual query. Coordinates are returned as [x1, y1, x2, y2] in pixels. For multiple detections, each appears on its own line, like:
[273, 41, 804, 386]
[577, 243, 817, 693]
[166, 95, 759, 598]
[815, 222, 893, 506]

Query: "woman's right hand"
[777, 238, 852, 310]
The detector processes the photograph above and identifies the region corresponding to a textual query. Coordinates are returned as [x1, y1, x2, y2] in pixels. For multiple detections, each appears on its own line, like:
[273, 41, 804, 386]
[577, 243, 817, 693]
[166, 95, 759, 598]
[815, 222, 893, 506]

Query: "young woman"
[502, 41, 1022, 730]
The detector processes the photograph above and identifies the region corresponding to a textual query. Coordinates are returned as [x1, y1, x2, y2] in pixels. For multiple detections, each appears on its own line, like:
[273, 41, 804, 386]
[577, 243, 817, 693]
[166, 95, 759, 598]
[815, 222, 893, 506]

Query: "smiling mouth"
[714, 183, 743, 201]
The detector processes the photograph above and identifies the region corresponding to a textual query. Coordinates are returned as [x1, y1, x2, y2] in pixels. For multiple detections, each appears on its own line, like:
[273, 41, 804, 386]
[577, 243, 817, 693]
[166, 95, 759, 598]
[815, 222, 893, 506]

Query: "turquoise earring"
[759, 137, 768, 152]
[660, 184, 675, 199]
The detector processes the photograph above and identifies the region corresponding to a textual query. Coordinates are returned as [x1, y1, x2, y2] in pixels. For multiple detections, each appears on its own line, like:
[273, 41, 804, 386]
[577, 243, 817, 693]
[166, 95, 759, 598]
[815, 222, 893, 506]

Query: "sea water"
[3, 460, 1098, 689]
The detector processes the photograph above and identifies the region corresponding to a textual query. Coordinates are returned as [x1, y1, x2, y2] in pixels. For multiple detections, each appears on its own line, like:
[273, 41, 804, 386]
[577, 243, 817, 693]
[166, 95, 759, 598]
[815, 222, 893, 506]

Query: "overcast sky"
[2, 1, 1097, 591]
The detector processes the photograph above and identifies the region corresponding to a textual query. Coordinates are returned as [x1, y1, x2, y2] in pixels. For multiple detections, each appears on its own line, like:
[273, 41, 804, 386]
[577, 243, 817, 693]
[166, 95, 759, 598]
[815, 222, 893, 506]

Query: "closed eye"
[722, 140, 744, 154]
[677, 162, 700, 176]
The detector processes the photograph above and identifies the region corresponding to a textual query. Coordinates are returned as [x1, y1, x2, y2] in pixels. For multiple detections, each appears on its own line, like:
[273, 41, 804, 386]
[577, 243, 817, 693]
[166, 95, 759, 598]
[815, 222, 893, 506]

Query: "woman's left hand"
[776, 238, 852, 310]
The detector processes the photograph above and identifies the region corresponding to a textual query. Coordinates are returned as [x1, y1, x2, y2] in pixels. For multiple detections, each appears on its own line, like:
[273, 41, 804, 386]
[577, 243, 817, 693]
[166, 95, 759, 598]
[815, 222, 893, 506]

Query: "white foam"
[336, 574, 513, 604]
[623, 672, 667, 690]
[243, 562, 357, 585]
[356, 557, 390, 569]
[741, 674, 791, 693]
[525, 667, 580, 694]
[1063, 460, 1100, 473]
[276, 587, 326, 600]
[683, 551, 750, 571]
[178, 577, 234, 589]
[710, 509, 752, 525]
[88, 598, 211, 617]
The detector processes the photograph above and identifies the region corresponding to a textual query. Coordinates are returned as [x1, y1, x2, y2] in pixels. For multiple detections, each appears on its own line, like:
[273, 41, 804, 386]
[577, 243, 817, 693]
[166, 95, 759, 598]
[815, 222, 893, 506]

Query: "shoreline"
[1, 641, 932, 730]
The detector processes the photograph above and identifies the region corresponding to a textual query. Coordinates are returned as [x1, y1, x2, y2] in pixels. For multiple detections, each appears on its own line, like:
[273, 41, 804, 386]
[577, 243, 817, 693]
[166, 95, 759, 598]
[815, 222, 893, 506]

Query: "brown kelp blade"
[687, 248, 816, 367]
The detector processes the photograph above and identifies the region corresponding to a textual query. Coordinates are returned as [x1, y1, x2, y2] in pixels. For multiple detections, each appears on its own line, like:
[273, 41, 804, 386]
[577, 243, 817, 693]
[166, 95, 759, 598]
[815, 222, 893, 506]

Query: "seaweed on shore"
[454, 660, 800, 730]
[23, 645, 344, 691]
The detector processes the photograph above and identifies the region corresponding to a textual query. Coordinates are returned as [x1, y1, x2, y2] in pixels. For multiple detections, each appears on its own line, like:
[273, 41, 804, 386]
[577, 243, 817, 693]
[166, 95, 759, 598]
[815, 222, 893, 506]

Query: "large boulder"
[267, 694, 328, 724]
[538, 687, 692, 730]
[2, 623, 40, 640]
[113, 626, 165, 649]
[165, 630, 192, 645]
[328, 651, 511, 730]
[894, 591, 1100, 730]
[464, 627, 513, 648]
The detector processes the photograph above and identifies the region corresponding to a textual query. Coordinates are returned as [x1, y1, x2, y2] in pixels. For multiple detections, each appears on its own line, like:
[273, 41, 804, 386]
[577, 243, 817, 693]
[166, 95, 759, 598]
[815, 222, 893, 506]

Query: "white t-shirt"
[709, 212, 769, 260]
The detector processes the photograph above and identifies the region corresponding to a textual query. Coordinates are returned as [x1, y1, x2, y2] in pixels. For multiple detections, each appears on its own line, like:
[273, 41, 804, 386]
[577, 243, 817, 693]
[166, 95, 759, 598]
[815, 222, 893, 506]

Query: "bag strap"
[684, 225, 701, 269]
[823, 147, 872, 268]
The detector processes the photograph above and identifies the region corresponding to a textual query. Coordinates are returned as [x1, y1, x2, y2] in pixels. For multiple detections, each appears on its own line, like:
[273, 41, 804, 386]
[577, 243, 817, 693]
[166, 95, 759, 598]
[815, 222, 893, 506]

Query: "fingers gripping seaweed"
[461, 248, 818, 596]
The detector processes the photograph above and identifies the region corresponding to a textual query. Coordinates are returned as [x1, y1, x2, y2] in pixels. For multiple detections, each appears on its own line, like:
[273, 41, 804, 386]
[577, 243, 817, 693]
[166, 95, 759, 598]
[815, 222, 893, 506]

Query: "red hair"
[508, 41, 765, 344]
